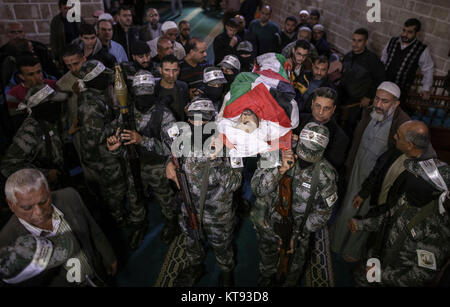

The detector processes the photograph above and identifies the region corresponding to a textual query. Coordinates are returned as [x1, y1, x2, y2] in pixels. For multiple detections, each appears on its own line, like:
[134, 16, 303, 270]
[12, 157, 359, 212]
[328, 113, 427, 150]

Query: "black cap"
[131, 40, 151, 56]
[226, 18, 239, 28]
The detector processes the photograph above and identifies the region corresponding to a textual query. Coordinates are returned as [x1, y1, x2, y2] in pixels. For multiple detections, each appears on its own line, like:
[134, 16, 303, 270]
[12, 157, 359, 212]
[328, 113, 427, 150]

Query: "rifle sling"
[298, 162, 321, 236]
[382, 199, 437, 266]
[37, 120, 57, 169]
[198, 158, 211, 235]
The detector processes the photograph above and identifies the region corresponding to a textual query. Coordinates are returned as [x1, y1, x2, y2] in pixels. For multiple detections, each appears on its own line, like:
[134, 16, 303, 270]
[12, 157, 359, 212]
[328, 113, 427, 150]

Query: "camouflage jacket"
[251, 153, 338, 240]
[356, 159, 450, 286]
[77, 88, 117, 161]
[177, 152, 242, 220]
[0, 117, 64, 179]
[110, 102, 177, 160]
[135, 103, 176, 157]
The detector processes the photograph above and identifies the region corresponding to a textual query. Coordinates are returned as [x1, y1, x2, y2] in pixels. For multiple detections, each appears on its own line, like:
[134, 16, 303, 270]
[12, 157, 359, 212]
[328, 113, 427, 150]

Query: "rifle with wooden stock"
[172, 155, 202, 249]
[274, 165, 294, 284]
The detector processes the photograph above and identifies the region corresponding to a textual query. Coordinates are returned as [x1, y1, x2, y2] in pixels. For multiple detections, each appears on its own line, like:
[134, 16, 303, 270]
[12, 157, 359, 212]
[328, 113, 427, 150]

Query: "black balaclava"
[238, 54, 254, 72]
[205, 85, 224, 102]
[84, 72, 112, 91]
[134, 94, 156, 113]
[32, 101, 62, 124]
[224, 72, 237, 84]
[297, 157, 314, 169]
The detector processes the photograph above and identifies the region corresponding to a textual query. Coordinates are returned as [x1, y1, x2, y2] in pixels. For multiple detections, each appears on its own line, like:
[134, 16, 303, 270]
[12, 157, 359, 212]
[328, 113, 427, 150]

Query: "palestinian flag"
[217, 53, 299, 157]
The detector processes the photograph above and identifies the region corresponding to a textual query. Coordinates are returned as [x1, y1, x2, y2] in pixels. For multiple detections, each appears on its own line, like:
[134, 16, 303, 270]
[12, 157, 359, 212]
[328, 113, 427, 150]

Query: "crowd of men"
[0, 0, 449, 288]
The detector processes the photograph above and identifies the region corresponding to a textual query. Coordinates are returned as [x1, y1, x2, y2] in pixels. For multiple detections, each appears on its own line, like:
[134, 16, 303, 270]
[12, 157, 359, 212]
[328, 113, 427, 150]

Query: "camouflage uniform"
[77, 60, 129, 222]
[251, 123, 338, 286]
[116, 70, 178, 223]
[353, 158, 450, 287]
[0, 84, 66, 185]
[173, 99, 243, 285]
[178, 153, 242, 272]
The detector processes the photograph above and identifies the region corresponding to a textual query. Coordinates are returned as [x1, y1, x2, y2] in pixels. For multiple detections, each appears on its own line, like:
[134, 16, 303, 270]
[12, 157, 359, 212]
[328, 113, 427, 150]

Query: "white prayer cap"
[298, 26, 311, 32]
[313, 24, 325, 32]
[377, 81, 401, 100]
[161, 21, 178, 32]
[98, 13, 113, 21]
[299, 10, 310, 16]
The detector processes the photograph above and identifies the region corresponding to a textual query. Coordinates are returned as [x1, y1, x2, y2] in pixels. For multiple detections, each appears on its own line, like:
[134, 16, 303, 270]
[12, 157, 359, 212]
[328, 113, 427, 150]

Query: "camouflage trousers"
[82, 156, 128, 221]
[82, 155, 147, 224]
[255, 226, 311, 286]
[141, 162, 177, 221]
[179, 201, 236, 272]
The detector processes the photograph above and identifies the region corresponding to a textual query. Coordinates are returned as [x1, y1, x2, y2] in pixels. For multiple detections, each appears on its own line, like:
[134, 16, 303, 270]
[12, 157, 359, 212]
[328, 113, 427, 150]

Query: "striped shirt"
[178, 60, 211, 90]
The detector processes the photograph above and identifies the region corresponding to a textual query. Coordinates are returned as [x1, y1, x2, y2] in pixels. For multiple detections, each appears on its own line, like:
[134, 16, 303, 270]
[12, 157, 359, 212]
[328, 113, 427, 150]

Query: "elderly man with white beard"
[330, 81, 410, 262]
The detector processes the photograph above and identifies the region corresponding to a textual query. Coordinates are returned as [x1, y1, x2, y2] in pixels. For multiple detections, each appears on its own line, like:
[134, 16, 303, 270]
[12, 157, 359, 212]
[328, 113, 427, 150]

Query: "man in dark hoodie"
[279, 16, 298, 52]
[74, 23, 116, 69]
[213, 18, 241, 66]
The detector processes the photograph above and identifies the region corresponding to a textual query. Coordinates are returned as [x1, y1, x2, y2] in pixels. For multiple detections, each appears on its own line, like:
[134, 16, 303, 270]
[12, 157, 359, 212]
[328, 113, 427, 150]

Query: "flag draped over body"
[217, 53, 299, 157]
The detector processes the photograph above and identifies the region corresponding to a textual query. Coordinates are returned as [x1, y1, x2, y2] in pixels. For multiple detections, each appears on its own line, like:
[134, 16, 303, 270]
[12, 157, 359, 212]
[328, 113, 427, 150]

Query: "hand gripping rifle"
[172, 155, 202, 249]
[113, 63, 147, 221]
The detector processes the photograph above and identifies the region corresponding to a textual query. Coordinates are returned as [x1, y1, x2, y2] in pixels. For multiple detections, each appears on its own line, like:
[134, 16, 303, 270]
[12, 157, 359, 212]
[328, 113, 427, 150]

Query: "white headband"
[133, 74, 155, 87]
[77, 61, 107, 92]
[83, 61, 106, 82]
[188, 99, 215, 112]
[220, 56, 241, 70]
[203, 70, 225, 83]
[3, 236, 53, 284]
[300, 129, 329, 148]
[17, 85, 55, 115]
[419, 159, 448, 215]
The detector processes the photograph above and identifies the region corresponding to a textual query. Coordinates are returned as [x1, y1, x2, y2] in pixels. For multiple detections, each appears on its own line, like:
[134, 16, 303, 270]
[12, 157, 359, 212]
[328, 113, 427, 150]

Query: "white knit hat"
[98, 13, 113, 21]
[299, 10, 310, 16]
[377, 81, 401, 100]
[161, 21, 178, 32]
[313, 24, 325, 32]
